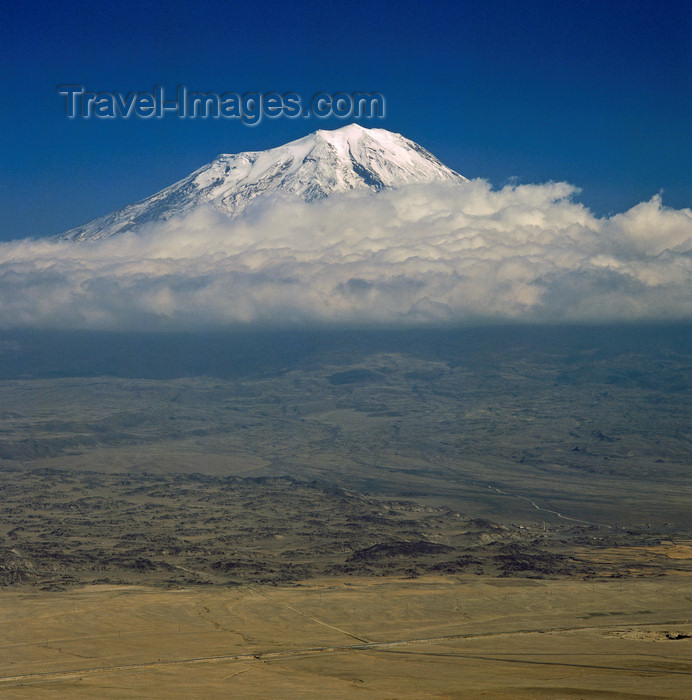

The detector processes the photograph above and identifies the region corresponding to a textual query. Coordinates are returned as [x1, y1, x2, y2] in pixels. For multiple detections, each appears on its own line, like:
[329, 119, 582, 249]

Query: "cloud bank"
[1, 180, 691, 330]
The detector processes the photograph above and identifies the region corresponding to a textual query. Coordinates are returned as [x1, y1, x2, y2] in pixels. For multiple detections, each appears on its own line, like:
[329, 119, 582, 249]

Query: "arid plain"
[1, 325, 690, 697]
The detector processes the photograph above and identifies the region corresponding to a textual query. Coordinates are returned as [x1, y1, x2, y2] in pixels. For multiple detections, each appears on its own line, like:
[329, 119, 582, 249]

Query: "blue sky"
[1, 0, 690, 240]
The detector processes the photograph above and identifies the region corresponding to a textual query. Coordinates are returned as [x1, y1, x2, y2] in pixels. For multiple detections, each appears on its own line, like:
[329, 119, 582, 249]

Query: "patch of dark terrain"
[1, 325, 690, 532]
[1, 468, 689, 590]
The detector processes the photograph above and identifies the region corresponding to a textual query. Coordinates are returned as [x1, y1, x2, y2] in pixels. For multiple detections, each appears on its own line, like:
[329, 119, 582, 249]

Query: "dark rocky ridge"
[1, 469, 687, 591]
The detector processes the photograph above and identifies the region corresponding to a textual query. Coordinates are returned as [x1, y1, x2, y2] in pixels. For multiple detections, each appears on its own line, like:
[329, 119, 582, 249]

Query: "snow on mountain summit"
[58, 124, 468, 241]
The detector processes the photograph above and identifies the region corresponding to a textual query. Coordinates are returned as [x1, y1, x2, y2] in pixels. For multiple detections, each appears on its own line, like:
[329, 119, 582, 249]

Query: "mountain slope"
[58, 124, 467, 241]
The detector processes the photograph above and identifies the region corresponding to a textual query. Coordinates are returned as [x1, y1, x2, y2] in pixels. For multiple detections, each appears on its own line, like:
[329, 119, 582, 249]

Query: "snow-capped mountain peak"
[58, 124, 467, 241]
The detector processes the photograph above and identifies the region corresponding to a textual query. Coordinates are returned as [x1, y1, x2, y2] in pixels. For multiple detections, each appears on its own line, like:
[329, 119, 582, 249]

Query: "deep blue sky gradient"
[1, 0, 690, 240]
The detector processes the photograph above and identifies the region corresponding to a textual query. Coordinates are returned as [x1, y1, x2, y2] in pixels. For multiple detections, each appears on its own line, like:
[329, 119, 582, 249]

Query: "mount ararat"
[59, 124, 467, 241]
[0, 123, 682, 330]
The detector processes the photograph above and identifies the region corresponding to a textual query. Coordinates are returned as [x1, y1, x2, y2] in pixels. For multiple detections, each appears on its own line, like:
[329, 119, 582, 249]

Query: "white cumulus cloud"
[0, 180, 690, 330]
